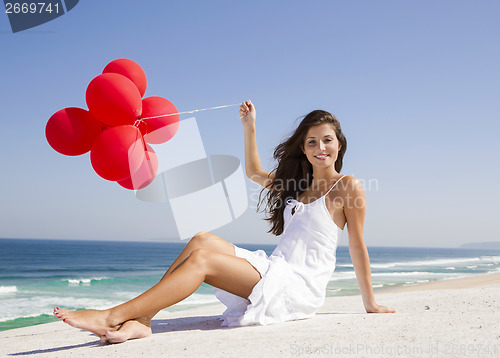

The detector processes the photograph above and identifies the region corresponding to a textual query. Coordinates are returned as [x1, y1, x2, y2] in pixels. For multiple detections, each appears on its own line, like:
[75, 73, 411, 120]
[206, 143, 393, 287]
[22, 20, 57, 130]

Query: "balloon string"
[140, 103, 240, 121]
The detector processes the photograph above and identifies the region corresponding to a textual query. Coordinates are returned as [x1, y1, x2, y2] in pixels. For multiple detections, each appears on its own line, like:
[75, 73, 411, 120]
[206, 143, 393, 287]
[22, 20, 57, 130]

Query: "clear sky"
[0, 0, 498, 247]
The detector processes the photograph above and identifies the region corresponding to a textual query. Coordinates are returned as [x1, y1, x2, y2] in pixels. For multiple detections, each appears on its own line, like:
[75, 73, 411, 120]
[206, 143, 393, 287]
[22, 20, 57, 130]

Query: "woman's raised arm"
[239, 100, 274, 188]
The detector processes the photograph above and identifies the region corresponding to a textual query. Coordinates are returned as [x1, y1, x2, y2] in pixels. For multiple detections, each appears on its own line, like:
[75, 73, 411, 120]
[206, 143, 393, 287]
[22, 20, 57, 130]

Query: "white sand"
[1, 274, 499, 357]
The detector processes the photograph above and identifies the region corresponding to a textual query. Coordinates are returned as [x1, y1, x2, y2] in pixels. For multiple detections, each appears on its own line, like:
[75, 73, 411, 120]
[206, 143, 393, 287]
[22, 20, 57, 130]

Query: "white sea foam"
[330, 271, 357, 280]
[0, 312, 49, 323]
[0, 290, 219, 323]
[370, 257, 483, 269]
[175, 293, 219, 306]
[330, 271, 456, 282]
[486, 269, 500, 274]
[64, 277, 107, 285]
[483, 256, 500, 262]
[336, 264, 354, 268]
[0, 286, 17, 294]
[337, 256, 500, 270]
[0, 294, 126, 322]
[371, 271, 455, 278]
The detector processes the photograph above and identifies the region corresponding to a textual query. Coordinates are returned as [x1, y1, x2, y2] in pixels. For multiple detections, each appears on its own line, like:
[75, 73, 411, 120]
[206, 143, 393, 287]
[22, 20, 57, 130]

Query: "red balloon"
[118, 144, 158, 190]
[86, 73, 142, 127]
[90, 125, 145, 181]
[45, 107, 104, 156]
[141, 96, 180, 144]
[103, 58, 147, 97]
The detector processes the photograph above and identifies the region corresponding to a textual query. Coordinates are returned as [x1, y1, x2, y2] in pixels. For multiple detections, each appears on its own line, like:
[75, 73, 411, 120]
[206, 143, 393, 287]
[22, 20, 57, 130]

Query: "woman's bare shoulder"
[337, 175, 365, 195]
[339, 175, 362, 186]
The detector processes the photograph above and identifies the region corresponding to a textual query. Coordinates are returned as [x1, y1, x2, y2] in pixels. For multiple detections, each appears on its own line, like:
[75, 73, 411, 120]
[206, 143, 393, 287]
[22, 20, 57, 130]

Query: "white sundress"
[215, 175, 346, 327]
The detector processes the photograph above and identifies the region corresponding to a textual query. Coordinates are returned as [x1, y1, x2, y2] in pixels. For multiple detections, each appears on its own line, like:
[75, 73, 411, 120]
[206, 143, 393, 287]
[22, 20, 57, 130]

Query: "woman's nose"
[319, 140, 326, 150]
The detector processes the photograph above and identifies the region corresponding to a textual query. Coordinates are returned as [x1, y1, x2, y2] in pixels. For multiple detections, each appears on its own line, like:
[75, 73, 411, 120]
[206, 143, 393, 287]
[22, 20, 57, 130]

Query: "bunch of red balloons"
[45, 59, 180, 190]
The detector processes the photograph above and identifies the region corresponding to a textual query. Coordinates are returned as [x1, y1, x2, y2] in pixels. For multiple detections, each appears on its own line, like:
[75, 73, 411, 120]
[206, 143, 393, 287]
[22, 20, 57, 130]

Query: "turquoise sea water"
[1, 238, 499, 332]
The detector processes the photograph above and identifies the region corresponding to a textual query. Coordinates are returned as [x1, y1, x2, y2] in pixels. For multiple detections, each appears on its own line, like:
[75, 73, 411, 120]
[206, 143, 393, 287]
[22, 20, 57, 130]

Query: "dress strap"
[324, 175, 347, 196]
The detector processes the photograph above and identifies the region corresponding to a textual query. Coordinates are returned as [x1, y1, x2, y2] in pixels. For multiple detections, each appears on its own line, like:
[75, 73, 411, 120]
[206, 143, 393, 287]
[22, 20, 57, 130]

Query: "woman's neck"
[310, 168, 340, 189]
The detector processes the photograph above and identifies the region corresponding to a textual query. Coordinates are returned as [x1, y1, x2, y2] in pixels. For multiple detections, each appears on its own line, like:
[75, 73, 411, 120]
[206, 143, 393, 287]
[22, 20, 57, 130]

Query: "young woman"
[54, 100, 395, 344]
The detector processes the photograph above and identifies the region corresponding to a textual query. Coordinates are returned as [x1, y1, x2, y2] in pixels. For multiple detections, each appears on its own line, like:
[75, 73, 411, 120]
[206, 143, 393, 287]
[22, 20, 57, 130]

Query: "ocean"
[1, 238, 499, 332]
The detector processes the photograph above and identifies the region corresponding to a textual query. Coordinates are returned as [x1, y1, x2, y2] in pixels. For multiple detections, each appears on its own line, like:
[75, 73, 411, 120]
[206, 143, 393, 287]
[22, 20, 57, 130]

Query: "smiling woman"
[259, 110, 347, 236]
[53, 101, 394, 344]
[304, 127, 341, 162]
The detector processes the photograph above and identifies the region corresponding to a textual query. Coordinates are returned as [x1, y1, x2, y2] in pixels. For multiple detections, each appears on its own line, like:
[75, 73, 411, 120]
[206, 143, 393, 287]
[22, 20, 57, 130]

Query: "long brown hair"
[258, 110, 347, 236]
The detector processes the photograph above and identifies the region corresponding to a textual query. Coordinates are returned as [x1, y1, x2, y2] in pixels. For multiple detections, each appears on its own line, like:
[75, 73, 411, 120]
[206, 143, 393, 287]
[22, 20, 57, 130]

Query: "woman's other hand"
[365, 303, 396, 313]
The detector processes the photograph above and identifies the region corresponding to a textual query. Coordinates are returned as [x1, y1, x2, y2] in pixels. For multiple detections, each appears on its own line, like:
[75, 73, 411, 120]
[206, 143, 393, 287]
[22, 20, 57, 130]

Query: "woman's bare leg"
[54, 236, 259, 341]
[102, 232, 237, 343]
[57, 232, 237, 343]
[162, 232, 237, 277]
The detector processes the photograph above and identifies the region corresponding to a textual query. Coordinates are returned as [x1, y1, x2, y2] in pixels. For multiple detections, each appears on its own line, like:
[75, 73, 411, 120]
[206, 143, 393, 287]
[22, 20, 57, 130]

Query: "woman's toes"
[55, 308, 69, 318]
[53, 308, 63, 320]
[51, 309, 115, 337]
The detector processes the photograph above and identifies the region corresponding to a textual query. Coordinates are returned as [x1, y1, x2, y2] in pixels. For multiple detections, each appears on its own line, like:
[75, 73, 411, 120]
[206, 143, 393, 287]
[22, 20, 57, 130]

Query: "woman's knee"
[189, 232, 213, 247]
[189, 232, 234, 256]
[186, 248, 210, 268]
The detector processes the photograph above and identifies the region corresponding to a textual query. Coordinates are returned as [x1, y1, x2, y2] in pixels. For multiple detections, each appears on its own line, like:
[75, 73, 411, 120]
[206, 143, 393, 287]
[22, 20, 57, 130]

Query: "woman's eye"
[307, 141, 316, 145]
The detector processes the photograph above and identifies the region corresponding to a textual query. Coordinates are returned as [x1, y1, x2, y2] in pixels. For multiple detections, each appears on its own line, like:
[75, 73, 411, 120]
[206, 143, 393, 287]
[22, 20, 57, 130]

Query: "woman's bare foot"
[102, 319, 152, 344]
[53, 307, 120, 337]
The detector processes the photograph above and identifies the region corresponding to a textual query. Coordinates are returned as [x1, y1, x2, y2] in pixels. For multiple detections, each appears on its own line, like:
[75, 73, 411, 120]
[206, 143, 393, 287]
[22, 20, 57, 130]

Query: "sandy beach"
[1, 273, 499, 358]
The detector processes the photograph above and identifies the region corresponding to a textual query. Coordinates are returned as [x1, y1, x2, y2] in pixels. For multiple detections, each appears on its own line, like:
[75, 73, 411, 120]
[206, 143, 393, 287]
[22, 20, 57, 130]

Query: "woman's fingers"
[240, 101, 250, 116]
[239, 100, 255, 121]
[377, 305, 396, 313]
[365, 303, 396, 313]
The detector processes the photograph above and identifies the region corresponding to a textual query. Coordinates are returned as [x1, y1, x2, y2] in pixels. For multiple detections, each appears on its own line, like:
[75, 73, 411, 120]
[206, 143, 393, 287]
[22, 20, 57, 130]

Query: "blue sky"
[0, 0, 498, 247]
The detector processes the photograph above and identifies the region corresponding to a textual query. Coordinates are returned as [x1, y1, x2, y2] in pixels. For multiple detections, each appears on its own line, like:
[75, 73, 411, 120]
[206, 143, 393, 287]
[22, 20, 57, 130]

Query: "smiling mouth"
[314, 154, 330, 160]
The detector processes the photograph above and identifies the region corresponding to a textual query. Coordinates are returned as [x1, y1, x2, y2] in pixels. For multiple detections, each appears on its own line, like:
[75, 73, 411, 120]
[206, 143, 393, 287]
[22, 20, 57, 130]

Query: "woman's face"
[302, 123, 341, 168]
